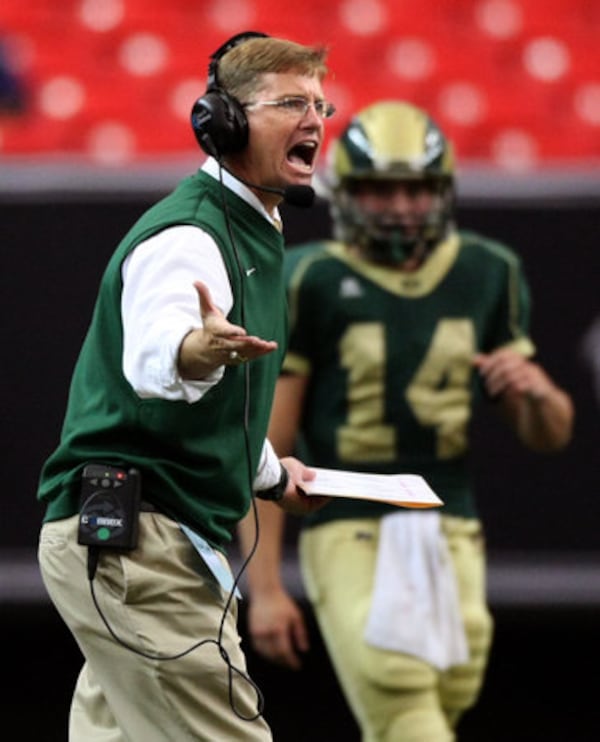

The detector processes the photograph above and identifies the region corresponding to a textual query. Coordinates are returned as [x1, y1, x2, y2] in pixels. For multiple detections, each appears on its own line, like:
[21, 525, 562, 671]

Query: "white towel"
[363, 510, 469, 671]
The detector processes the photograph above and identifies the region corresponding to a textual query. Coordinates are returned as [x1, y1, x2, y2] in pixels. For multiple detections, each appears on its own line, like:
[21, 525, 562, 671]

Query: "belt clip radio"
[78, 463, 141, 550]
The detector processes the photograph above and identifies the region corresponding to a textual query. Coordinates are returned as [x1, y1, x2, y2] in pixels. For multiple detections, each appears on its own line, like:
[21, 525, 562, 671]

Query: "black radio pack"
[77, 463, 141, 550]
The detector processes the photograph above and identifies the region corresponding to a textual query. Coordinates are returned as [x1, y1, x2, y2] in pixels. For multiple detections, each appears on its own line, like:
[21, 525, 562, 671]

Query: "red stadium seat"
[0, 0, 598, 166]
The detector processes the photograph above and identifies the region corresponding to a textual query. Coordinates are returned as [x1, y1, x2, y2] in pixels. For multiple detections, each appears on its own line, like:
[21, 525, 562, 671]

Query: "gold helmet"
[329, 100, 456, 263]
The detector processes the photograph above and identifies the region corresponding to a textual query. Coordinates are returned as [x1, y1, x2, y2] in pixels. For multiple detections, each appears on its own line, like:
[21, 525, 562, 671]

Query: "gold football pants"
[300, 515, 493, 742]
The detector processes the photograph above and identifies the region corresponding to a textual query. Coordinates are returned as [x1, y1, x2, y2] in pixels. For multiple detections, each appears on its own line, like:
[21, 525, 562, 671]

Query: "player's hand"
[247, 588, 310, 670]
[473, 349, 555, 402]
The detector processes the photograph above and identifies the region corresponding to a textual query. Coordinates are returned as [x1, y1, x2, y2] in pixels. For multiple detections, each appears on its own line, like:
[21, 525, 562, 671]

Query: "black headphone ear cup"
[191, 89, 248, 158]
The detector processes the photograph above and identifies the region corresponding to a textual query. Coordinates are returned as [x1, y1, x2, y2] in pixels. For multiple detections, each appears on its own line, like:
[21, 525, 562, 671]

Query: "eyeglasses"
[243, 96, 336, 120]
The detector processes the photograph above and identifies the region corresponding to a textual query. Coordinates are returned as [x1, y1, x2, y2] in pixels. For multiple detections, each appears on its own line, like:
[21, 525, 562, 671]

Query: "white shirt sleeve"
[121, 225, 233, 403]
[253, 439, 283, 490]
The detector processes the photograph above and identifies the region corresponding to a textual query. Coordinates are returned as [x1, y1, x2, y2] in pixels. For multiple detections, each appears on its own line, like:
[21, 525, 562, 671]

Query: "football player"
[238, 101, 574, 741]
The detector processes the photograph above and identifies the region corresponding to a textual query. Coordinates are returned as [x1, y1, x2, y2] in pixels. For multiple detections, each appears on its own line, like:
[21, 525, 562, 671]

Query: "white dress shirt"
[120, 157, 283, 489]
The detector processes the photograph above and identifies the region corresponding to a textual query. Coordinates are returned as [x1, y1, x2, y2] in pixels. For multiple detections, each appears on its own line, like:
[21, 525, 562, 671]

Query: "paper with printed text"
[298, 468, 443, 508]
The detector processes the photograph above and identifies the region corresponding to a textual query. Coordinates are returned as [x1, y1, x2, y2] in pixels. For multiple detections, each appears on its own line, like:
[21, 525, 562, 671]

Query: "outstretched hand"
[194, 280, 278, 365]
[178, 281, 278, 379]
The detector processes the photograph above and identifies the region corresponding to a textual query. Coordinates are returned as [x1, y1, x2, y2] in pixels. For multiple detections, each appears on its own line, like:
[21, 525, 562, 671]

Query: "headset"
[191, 31, 269, 159]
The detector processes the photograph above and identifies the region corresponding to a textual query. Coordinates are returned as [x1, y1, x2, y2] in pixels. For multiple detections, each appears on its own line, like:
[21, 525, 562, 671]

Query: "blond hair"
[218, 37, 329, 102]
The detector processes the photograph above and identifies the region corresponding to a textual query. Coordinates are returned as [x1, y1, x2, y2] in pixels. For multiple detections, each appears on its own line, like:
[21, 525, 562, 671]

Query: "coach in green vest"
[37, 32, 333, 742]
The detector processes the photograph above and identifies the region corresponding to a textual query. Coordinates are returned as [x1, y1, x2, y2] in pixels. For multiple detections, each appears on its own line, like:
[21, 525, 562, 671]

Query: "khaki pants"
[39, 513, 271, 742]
[300, 516, 493, 742]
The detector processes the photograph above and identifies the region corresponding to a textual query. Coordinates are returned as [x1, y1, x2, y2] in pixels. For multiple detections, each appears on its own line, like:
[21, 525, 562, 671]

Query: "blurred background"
[1, 1, 599, 740]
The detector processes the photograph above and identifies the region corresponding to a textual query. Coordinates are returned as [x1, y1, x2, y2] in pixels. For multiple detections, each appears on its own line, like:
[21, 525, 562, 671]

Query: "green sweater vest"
[38, 171, 287, 548]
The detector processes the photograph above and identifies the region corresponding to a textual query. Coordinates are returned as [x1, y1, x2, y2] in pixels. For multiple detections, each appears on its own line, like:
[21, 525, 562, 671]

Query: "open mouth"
[287, 141, 318, 172]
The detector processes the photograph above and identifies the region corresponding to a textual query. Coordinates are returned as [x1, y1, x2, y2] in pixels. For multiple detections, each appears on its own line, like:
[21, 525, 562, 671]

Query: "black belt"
[140, 500, 162, 513]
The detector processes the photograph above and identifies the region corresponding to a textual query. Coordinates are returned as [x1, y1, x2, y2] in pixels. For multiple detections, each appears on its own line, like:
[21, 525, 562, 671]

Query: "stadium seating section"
[0, 0, 599, 169]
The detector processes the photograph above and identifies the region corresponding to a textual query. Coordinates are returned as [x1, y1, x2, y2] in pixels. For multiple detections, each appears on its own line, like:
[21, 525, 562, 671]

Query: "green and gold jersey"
[283, 231, 535, 524]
